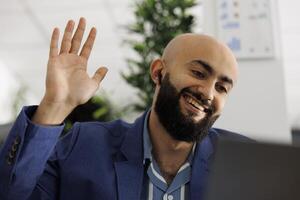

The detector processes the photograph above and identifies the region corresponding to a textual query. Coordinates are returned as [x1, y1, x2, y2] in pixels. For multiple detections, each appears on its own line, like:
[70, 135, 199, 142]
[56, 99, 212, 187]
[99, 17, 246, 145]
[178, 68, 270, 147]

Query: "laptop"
[204, 139, 300, 200]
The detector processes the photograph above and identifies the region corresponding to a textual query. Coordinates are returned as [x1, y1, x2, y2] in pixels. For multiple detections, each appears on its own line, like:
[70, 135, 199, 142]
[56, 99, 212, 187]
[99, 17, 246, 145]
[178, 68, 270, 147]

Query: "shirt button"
[168, 195, 174, 200]
[163, 194, 168, 200]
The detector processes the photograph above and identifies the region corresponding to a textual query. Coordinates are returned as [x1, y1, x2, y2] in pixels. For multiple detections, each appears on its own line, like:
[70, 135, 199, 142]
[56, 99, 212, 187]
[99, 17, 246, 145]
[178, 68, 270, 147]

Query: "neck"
[148, 108, 194, 183]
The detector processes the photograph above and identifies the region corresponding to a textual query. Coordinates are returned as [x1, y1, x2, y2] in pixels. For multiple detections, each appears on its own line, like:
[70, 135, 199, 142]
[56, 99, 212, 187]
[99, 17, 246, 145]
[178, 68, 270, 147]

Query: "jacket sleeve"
[0, 106, 64, 200]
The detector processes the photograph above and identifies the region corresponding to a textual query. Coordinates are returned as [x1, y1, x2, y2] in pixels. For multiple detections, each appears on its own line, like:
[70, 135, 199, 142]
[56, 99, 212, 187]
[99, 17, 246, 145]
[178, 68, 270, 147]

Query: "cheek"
[213, 96, 226, 114]
[170, 74, 199, 92]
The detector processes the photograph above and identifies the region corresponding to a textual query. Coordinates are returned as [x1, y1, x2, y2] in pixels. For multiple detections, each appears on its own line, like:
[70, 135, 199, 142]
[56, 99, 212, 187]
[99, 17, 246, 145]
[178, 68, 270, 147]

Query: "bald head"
[162, 33, 238, 84]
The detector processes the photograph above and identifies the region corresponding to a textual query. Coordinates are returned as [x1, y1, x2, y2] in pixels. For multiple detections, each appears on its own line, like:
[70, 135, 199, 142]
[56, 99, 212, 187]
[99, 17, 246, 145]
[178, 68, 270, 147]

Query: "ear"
[150, 59, 164, 85]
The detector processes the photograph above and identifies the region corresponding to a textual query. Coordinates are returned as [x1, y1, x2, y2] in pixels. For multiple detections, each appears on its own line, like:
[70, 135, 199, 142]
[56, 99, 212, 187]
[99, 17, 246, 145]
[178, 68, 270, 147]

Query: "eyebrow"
[220, 76, 233, 86]
[192, 60, 213, 75]
[189, 59, 234, 87]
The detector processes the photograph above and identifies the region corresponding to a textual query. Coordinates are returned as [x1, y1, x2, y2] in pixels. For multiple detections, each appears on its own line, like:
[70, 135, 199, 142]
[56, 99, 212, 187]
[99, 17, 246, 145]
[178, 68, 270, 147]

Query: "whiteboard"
[216, 0, 274, 59]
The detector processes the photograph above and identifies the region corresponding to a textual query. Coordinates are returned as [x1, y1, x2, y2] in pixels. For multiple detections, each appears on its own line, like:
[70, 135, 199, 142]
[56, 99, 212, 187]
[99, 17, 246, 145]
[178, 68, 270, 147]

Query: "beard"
[154, 73, 219, 143]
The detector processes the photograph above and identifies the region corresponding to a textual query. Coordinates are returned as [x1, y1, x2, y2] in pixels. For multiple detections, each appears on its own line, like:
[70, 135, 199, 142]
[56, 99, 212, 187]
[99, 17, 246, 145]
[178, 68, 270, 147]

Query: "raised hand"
[32, 18, 108, 125]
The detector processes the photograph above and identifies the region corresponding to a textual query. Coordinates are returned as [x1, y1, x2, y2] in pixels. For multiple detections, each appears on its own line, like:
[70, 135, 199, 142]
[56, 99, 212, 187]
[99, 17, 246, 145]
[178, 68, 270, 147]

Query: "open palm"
[44, 18, 107, 108]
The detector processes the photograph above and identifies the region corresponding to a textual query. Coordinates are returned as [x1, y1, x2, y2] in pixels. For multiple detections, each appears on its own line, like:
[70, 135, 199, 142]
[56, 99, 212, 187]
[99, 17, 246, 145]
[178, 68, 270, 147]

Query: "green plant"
[122, 0, 197, 112]
[63, 94, 121, 133]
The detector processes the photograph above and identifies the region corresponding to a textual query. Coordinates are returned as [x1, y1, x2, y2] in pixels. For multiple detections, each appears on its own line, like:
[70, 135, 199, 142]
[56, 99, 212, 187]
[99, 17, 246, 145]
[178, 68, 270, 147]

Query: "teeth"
[185, 95, 204, 111]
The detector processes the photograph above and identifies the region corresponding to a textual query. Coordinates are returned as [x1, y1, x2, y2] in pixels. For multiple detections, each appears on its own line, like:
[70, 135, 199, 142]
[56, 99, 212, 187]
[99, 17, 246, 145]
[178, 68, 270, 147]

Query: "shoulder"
[78, 119, 132, 137]
[210, 128, 255, 143]
[54, 119, 133, 160]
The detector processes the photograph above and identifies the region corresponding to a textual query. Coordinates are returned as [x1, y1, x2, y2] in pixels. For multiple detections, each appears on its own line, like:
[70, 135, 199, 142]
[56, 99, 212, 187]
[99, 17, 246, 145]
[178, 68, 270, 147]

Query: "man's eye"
[216, 84, 228, 93]
[192, 70, 205, 79]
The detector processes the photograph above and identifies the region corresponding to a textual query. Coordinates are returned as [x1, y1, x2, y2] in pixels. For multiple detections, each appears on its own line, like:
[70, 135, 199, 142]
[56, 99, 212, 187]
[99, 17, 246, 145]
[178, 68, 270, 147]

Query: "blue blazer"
[0, 106, 251, 200]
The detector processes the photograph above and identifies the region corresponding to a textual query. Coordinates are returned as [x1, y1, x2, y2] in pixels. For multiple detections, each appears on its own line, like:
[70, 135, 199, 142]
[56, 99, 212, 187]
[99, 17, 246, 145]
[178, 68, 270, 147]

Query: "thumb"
[92, 66, 108, 85]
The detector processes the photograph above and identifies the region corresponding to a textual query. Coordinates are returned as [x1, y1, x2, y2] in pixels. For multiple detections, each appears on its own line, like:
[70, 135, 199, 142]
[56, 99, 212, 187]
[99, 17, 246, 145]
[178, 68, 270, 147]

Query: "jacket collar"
[119, 111, 147, 162]
[114, 111, 147, 200]
[115, 110, 218, 200]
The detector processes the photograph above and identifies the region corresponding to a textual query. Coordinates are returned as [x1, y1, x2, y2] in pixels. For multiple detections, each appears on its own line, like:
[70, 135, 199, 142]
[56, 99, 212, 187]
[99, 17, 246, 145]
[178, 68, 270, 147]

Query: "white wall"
[202, 0, 291, 143]
[278, 1, 300, 129]
[0, 61, 19, 123]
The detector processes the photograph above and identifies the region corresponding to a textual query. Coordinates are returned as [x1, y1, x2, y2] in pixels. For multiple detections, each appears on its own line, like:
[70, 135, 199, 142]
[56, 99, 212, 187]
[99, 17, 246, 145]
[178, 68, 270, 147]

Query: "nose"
[198, 83, 214, 103]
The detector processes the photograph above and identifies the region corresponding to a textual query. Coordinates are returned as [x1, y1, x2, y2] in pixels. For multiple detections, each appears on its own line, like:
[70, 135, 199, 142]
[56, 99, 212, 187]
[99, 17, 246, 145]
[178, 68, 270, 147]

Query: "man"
[0, 18, 251, 200]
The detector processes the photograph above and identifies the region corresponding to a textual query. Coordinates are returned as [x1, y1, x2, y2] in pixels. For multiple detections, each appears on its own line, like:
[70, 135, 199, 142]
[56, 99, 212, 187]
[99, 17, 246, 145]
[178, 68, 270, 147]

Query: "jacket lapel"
[190, 131, 217, 199]
[114, 112, 147, 200]
[114, 161, 144, 200]
[114, 113, 219, 199]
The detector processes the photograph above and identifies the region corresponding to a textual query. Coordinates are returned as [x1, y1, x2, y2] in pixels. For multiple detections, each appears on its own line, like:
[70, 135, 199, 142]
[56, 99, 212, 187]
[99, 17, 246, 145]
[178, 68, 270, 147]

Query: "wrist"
[31, 99, 75, 125]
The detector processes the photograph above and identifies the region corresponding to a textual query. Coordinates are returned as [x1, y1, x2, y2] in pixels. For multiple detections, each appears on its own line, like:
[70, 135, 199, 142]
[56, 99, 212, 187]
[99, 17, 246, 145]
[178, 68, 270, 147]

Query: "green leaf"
[93, 107, 109, 119]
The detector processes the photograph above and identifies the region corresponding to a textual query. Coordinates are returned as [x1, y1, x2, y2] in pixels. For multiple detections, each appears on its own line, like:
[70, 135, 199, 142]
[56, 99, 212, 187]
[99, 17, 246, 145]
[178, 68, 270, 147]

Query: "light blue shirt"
[143, 110, 196, 200]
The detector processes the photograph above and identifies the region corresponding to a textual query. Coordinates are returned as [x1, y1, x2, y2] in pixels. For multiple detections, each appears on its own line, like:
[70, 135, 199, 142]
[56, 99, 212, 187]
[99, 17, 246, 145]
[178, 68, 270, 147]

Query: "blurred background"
[0, 0, 299, 144]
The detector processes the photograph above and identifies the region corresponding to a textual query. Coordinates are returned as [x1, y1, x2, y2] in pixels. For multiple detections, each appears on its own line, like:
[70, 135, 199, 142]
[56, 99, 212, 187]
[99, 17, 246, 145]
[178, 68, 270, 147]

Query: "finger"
[70, 17, 86, 54]
[80, 27, 97, 60]
[60, 20, 75, 54]
[49, 28, 60, 57]
[92, 67, 108, 85]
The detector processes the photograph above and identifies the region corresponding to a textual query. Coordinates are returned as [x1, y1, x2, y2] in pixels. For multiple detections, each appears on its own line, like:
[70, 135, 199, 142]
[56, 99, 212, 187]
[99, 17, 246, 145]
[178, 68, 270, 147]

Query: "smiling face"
[151, 34, 238, 142]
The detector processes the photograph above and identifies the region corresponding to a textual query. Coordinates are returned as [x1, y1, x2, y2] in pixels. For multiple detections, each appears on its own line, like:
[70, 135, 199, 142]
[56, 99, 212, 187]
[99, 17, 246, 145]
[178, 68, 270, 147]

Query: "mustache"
[181, 87, 215, 115]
